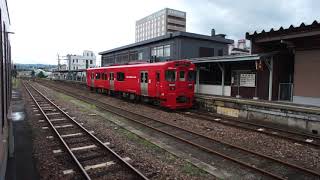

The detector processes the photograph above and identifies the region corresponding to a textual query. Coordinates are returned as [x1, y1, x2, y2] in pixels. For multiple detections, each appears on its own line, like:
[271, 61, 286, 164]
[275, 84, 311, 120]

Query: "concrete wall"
[196, 95, 320, 134]
[293, 96, 320, 107]
[294, 50, 320, 106]
[195, 84, 231, 96]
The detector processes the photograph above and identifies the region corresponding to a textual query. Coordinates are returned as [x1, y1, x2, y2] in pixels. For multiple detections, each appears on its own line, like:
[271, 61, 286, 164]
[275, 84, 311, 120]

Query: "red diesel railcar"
[86, 60, 196, 109]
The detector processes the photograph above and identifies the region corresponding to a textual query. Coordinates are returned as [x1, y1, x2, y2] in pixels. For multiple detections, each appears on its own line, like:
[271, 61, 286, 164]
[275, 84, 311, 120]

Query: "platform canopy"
[189, 52, 277, 64]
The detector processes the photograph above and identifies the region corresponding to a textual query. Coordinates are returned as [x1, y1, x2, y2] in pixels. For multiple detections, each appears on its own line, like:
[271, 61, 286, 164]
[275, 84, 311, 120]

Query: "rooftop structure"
[135, 8, 186, 42]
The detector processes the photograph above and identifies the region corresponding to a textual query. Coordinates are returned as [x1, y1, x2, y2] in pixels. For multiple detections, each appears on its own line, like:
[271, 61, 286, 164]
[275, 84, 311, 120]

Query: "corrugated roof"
[99, 31, 234, 55]
[246, 20, 320, 40]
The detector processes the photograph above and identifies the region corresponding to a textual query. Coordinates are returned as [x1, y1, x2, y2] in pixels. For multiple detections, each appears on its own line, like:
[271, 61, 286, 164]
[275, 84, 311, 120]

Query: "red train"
[86, 60, 196, 109]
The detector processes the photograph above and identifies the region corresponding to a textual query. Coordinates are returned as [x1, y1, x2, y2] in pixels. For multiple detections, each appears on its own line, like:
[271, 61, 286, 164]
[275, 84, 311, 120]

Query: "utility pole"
[57, 53, 61, 71]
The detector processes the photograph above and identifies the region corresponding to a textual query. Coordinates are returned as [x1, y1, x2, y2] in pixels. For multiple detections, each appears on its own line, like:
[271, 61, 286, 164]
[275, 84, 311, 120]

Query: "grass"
[56, 92, 97, 110]
[12, 78, 20, 89]
[117, 127, 163, 153]
[181, 163, 208, 177]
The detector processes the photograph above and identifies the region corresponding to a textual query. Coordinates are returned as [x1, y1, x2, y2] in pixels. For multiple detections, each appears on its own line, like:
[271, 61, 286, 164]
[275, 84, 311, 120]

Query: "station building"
[246, 20, 320, 106]
[192, 20, 320, 107]
[99, 30, 233, 66]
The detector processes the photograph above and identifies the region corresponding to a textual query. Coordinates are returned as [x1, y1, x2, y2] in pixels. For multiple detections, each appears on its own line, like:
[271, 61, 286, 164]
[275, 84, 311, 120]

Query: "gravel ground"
[43, 80, 320, 173]
[22, 84, 83, 179]
[32, 81, 215, 179]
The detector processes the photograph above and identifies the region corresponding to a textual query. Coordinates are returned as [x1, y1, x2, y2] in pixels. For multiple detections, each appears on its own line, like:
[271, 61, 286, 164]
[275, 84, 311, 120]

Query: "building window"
[117, 72, 125, 81]
[199, 47, 214, 57]
[164, 45, 170, 57]
[218, 49, 223, 56]
[138, 52, 143, 60]
[73, 59, 74, 63]
[151, 44, 171, 58]
[76, 59, 78, 63]
[90, 60, 93, 64]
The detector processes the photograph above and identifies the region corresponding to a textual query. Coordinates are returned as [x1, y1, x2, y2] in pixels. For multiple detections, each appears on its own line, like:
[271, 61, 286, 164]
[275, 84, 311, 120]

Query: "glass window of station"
[151, 44, 171, 57]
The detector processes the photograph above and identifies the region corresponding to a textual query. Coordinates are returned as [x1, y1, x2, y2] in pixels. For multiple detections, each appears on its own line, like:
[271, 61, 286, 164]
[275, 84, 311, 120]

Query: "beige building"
[135, 8, 186, 42]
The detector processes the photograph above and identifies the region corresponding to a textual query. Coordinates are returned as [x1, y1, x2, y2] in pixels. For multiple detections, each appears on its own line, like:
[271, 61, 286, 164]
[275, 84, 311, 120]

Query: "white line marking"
[54, 124, 73, 129]
[62, 169, 74, 175]
[257, 128, 264, 131]
[35, 114, 41, 116]
[61, 133, 83, 138]
[50, 118, 67, 122]
[306, 139, 314, 143]
[84, 161, 115, 171]
[122, 157, 131, 162]
[71, 145, 96, 151]
[42, 127, 49, 129]
[46, 136, 54, 139]
[53, 149, 62, 153]
[46, 112, 60, 115]
[38, 120, 45, 122]
[214, 118, 221, 121]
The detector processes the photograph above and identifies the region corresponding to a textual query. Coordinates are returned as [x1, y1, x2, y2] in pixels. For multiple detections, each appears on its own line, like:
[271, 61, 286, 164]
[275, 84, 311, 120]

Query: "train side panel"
[86, 60, 195, 109]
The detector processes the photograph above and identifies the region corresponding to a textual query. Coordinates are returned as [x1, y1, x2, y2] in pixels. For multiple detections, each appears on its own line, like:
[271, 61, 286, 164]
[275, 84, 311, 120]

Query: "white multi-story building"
[135, 8, 186, 42]
[67, 50, 96, 70]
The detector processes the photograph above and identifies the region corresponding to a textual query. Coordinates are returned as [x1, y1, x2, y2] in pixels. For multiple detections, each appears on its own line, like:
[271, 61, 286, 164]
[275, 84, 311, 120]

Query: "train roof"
[87, 60, 193, 71]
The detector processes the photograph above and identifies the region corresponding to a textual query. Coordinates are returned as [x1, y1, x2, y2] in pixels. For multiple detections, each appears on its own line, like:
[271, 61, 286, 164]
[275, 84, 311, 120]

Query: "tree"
[31, 70, 35, 77]
[37, 71, 47, 78]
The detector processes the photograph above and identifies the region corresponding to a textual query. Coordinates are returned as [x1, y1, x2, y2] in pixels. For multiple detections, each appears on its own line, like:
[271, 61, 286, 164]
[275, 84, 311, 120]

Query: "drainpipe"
[265, 57, 273, 101]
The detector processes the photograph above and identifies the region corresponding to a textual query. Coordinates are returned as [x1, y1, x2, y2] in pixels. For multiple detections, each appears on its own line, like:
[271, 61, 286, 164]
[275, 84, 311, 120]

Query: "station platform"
[195, 94, 320, 135]
[5, 87, 39, 180]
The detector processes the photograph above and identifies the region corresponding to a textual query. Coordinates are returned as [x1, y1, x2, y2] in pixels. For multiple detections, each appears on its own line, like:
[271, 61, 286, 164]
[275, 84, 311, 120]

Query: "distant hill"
[15, 63, 57, 70]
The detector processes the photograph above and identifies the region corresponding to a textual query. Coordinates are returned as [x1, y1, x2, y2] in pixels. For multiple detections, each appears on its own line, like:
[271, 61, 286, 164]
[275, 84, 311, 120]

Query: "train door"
[109, 72, 114, 90]
[140, 71, 148, 96]
[90, 72, 94, 87]
[155, 71, 160, 97]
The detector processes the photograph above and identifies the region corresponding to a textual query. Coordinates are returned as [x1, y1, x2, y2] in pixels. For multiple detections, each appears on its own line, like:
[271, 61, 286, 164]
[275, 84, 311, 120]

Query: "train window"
[91, 72, 94, 79]
[179, 71, 185, 81]
[101, 73, 105, 80]
[95, 73, 101, 80]
[117, 72, 125, 81]
[140, 73, 143, 82]
[165, 70, 176, 82]
[156, 72, 160, 82]
[104, 73, 108, 80]
[144, 73, 148, 83]
[187, 71, 195, 81]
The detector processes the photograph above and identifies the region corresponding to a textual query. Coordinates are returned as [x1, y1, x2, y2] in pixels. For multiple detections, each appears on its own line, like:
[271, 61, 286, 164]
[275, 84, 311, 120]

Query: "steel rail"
[24, 82, 148, 180]
[38, 81, 320, 179]
[46, 79, 320, 143]
[182, 111, 320, 147]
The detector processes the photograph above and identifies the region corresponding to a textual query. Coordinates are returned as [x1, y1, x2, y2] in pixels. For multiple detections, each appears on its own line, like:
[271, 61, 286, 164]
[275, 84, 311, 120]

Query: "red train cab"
[86, 60, 195, 109]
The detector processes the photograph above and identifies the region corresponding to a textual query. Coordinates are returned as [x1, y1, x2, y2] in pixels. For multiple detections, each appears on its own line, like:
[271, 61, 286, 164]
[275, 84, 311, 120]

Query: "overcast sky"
[8, 0, 320, 65]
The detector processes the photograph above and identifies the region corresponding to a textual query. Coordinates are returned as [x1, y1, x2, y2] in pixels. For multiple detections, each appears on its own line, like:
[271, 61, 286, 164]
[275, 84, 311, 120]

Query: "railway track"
[37, 80, 320, 180]
[181, 110, 320, 147]
[23, 81, 148, 180]
[49, 79, 320, 147]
